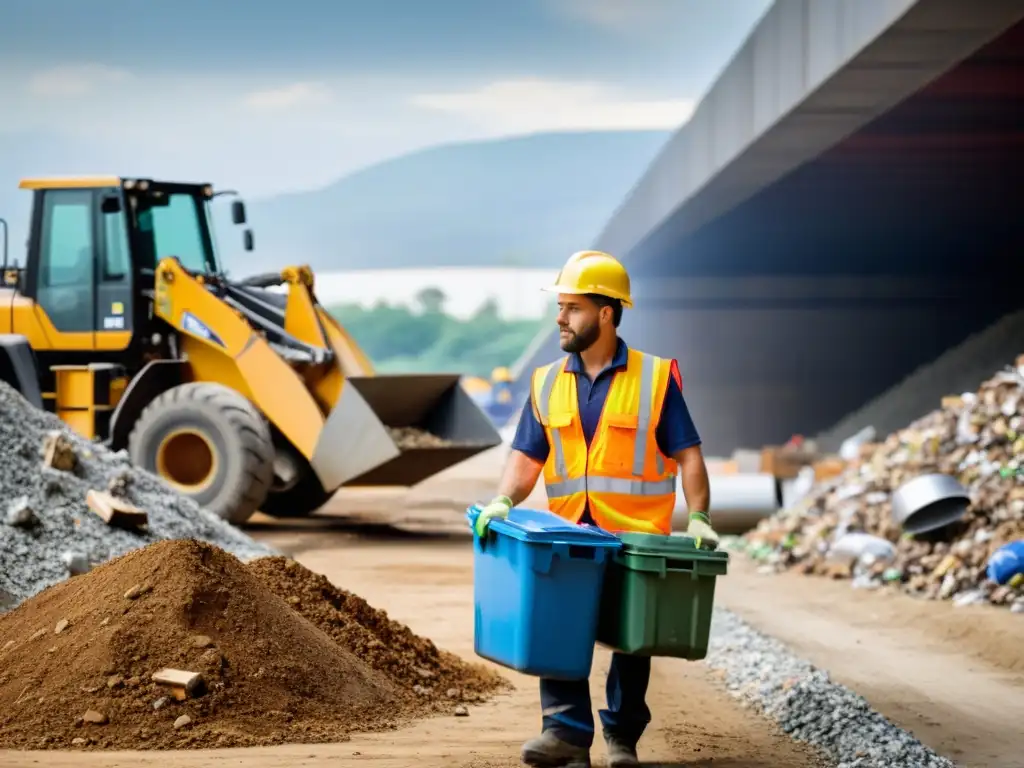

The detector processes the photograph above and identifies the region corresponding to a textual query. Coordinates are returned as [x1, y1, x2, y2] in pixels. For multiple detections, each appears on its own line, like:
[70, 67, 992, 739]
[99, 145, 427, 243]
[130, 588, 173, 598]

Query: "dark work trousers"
[539, 507, 652, 748]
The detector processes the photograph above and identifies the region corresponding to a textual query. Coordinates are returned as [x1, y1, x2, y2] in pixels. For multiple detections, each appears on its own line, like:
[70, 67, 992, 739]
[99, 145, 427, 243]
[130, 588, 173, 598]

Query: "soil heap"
[742, 356, 1024, 610]
[0, 539, 407, 750]
[249, 557, 506, 706]
[0, 382, 272, 609]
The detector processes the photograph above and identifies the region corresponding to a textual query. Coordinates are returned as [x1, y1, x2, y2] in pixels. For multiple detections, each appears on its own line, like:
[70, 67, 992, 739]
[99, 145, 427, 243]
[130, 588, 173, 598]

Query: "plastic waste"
[839, 426, 876, 460]
[826, 532, 896, 566]
[986, 540, 1024, 585]
[782, 466, 816, 508]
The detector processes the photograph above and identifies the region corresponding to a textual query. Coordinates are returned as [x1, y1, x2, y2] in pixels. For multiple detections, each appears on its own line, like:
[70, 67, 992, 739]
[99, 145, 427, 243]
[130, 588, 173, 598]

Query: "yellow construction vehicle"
[0, 176, 500, 524]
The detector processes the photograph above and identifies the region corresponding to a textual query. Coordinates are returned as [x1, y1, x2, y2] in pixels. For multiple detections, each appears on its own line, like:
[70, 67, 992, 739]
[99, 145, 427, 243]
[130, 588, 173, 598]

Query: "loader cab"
[15, 177, 230, 353]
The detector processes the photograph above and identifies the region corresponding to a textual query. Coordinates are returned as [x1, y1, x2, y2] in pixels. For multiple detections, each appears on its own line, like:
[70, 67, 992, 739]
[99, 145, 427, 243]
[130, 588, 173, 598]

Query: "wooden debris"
[42, 431, 76, 472]
[86, 490, 148, 529]
[151, 668, 204, 699]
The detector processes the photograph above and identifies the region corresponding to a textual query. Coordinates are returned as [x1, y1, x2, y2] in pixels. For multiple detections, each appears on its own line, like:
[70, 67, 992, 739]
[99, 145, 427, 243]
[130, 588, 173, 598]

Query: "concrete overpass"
[514, 0, 1024, 456]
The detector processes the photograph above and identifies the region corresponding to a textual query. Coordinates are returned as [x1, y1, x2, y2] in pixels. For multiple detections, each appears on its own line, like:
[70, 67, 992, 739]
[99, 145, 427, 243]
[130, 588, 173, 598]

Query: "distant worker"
[490, 366, 514, 404]
[473, 250, 717, 768]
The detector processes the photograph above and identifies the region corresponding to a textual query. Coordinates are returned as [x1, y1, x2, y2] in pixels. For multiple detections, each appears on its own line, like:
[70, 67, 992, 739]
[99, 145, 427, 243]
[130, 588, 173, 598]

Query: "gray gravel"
[705, 607, 956, 768]
[0, 382, 276, 610]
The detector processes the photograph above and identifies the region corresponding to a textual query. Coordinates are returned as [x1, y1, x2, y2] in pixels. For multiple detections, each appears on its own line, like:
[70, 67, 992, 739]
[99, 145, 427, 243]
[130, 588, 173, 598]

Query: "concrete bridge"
[514, 0, 1024, 456]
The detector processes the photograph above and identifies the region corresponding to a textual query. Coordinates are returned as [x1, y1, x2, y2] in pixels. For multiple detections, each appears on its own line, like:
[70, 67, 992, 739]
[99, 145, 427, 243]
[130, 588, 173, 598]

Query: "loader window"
[36, 189, 95, 333]
[136, 192, 219, 274]
[102, 203, 130, 280]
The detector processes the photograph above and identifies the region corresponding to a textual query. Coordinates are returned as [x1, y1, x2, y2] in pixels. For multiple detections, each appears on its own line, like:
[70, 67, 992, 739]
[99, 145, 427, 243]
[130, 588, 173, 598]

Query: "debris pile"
[388, 426, 453, 449]
[0, 382, 272, 609]
[0, 540, 405, 749]
[743, 356, 1024, 611]
[249, 557, 506, 708]
[385, 426, 493, 450]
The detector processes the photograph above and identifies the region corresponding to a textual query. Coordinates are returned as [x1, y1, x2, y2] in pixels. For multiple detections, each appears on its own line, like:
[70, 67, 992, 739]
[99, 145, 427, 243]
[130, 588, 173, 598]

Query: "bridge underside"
[631, 18, 1024, 455]
[518, 18, 1024, 456]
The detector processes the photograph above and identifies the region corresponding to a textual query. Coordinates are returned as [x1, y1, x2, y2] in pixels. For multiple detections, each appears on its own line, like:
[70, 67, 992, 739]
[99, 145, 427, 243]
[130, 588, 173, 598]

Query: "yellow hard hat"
[542, 250, 633, 308]
[491, 366, 512, 382]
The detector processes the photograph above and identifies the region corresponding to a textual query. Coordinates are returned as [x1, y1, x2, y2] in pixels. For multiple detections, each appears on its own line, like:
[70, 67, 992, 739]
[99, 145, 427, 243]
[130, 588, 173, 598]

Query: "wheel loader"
[0, 176, 501, 524]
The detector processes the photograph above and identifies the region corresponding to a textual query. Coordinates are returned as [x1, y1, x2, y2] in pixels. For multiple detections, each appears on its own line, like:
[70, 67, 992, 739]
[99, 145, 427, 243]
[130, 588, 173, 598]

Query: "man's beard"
[559, 321, 600, 353]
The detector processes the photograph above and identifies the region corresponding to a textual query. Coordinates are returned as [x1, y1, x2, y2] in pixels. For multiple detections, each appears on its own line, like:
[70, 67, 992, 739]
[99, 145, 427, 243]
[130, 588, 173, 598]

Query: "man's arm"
[655, 363, 711, 515]
[674, 444, 710, 514]
[497, 450, 545, 506]
[499, 393, 551, 505]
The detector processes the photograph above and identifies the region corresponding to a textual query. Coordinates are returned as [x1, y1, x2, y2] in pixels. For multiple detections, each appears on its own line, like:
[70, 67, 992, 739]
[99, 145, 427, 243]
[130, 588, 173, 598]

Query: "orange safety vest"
[530, 348, 678, 534]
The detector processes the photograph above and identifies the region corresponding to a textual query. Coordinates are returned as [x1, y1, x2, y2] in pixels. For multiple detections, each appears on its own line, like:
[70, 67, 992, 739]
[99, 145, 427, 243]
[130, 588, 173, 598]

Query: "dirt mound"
[248, 556, 507, 709]
[0, 539, 407, 750]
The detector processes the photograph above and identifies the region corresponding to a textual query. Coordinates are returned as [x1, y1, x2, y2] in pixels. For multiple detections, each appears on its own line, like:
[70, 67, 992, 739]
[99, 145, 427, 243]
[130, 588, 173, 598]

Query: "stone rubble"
[0, 381, 274, 611]
[742, 354, 1024, 611]
[706, 608, 955, 768]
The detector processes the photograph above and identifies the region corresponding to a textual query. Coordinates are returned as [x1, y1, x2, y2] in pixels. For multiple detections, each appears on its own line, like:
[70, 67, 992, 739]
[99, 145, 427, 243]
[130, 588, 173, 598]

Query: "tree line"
[327, 287, 549, 376]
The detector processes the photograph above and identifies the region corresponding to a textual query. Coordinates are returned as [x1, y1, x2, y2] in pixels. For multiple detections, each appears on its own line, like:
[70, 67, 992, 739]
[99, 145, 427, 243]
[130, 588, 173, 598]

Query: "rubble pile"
[0, 540, 406, 749]
[743, 356, 1024, 611]
[386, 426, 493, 450]
[388, 426, 453, 449]
[0, 382, 272, 609]
[249, 557, 507, 709]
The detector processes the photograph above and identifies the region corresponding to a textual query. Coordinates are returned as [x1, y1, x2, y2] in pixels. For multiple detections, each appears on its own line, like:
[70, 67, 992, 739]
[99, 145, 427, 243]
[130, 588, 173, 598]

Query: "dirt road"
[0, 526, 823, 768]
[1, 445, 1020, 767]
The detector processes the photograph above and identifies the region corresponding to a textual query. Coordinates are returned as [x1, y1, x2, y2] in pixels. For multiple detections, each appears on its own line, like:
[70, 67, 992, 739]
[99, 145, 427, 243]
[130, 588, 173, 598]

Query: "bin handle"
[665, 558, 696, 573]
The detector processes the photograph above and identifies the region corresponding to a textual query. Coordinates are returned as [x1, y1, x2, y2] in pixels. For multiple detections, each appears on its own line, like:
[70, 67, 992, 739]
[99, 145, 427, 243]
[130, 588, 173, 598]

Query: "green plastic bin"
[596, 532, 729, 660]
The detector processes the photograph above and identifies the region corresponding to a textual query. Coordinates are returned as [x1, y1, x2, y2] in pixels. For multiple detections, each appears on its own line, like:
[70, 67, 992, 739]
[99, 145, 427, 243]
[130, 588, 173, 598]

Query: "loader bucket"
[342, 374, 502, 487]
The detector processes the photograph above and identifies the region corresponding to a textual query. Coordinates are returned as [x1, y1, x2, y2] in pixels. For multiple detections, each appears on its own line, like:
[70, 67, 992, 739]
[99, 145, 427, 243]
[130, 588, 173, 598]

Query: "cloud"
[549, 0, 681, 31]
[410, 78, 695, 133]
[242, 81, 334, 111]
[25, 64, 132, 97]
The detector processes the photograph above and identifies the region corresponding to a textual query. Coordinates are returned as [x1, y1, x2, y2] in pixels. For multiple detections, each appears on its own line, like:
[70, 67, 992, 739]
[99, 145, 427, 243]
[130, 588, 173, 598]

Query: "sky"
[0, 0, 772, 198]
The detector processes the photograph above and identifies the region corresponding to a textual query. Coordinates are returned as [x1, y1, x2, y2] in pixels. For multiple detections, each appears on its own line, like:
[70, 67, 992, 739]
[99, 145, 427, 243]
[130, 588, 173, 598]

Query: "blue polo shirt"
[512, 339, 701, 519]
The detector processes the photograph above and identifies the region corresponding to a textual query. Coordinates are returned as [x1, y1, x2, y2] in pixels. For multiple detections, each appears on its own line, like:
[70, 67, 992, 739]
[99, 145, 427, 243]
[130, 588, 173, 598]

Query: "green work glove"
[473, 495, 512, 538]
[686, 511, 719, 549]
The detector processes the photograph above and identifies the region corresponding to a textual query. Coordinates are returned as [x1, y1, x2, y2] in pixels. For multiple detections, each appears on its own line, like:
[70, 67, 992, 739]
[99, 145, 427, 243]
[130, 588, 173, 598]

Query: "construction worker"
[474, 250, 716, 768]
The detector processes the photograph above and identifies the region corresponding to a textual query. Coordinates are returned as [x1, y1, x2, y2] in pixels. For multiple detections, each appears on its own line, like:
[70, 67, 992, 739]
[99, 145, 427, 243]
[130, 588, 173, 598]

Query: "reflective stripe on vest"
[537, 360, 568, 478]
[545, 474, 676, 498]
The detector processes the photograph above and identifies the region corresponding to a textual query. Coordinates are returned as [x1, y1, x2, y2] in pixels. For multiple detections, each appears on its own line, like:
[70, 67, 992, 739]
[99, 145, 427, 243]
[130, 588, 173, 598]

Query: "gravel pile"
[0, 382, 274, 610]
[705, 608, 955, 768]
[743, 354, 1024, 610]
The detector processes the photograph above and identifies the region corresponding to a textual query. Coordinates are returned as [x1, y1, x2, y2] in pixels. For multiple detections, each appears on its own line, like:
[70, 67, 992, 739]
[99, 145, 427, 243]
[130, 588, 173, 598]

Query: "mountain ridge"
[221, 129, 670, 274]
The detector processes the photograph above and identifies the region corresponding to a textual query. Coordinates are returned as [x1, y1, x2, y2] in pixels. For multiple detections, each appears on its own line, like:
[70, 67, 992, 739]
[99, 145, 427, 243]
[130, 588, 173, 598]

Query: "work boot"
[521, 730, 591, 767]
[604, 735, 639, 767]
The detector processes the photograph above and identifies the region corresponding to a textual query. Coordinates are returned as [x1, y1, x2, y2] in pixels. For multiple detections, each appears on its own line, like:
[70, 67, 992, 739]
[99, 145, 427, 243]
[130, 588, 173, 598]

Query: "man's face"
[556, 294, 603, 353]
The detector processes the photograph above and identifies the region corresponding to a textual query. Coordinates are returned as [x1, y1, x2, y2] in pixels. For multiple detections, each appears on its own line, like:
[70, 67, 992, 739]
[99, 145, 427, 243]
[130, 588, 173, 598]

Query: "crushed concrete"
[0, 382, 274, 611]
[706, 608, 954, 768]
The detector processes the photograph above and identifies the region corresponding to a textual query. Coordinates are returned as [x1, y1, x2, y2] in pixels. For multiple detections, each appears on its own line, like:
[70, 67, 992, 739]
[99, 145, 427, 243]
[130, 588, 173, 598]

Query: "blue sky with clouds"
[1, 0, 771, 196]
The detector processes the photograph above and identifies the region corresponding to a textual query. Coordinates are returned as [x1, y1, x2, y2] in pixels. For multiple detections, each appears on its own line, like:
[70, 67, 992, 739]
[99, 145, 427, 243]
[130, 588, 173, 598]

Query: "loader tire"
[260, 459, 336, 519]
[127, 382, 275, 526]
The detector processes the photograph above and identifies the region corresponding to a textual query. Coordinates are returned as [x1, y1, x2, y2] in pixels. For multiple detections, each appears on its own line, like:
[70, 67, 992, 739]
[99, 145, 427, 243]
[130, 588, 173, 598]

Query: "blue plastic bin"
[467, 505, 621, 680]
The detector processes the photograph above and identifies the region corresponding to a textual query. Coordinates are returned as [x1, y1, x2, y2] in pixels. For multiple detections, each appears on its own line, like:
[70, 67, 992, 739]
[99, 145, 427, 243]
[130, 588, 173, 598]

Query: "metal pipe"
[672, 473, 780, 535]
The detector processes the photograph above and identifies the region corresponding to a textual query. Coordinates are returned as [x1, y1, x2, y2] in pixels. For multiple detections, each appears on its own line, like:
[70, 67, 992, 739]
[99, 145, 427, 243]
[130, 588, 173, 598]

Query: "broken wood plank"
[152, 668, 204, 698]
[86, 489, 148, 529]
[42, 431, 76, 472]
